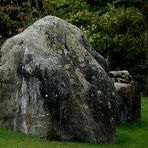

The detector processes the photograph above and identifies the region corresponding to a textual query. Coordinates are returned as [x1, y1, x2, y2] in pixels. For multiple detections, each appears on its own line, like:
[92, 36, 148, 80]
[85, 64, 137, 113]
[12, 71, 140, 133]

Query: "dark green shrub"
[0, 0, 43, 45]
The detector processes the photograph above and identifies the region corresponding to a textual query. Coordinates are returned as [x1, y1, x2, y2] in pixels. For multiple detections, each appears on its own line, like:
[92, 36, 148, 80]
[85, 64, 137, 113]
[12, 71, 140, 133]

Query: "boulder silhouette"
[0, 16, 118, 143]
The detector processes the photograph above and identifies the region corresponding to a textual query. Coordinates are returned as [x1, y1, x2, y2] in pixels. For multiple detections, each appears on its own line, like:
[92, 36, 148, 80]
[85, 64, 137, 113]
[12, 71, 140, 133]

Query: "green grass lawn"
[0, 96, 148, 148]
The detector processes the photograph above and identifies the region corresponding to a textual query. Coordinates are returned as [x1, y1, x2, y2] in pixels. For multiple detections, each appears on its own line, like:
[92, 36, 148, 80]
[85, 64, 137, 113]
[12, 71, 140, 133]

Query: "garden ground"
[0, 96, 147, 148]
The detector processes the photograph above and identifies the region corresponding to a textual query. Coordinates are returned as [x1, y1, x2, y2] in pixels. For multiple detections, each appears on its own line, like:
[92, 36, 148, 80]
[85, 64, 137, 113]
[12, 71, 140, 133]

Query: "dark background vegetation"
[0, 0, 147, 95]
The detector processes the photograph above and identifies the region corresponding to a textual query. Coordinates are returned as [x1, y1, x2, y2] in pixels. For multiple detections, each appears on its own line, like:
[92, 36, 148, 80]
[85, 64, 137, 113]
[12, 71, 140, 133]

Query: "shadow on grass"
[116, 133, 131, 144]
[117, 118, 148, 129]
[116, 118, 148, 145]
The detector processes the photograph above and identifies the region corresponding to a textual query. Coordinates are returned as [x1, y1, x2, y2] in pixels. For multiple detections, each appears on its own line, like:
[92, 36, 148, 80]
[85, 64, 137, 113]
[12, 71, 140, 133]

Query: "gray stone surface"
[109, 70, 133, 84]
[109, 71, 141, 122]
[0, 16, 118, 143]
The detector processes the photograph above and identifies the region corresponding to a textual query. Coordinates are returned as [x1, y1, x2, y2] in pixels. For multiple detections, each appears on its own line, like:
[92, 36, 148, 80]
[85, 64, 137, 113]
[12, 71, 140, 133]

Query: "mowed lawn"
[0, 96, 148, 148]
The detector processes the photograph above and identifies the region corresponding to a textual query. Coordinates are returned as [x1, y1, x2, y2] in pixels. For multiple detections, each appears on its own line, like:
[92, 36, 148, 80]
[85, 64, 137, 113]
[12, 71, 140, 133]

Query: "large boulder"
[0, 16, 118, 143]
[109, 70, 141, 122]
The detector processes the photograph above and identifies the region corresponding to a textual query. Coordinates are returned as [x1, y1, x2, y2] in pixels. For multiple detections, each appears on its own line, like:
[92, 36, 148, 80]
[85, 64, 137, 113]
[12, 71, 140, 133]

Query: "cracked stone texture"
[0, 16, 118, 143]
[109, 70, 141, 122]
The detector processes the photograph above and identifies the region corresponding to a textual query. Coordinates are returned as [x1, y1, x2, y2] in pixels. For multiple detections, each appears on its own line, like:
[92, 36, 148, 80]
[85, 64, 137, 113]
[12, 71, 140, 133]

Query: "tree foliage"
[66, 4, 145, 90]
[0, 0, 43, 45]
[142, 0, 148, 95]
